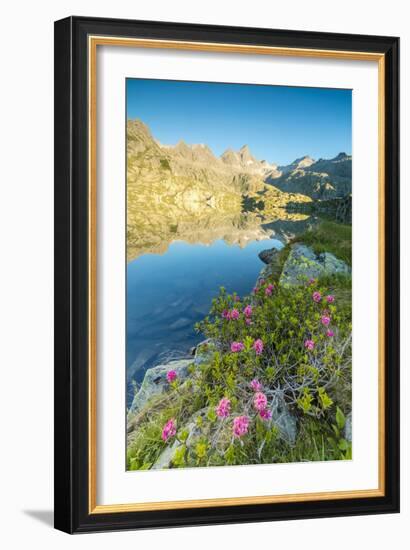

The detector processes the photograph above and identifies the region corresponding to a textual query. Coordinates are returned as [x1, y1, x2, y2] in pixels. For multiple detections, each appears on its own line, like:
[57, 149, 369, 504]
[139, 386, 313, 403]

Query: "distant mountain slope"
[268, 153, 352, 199]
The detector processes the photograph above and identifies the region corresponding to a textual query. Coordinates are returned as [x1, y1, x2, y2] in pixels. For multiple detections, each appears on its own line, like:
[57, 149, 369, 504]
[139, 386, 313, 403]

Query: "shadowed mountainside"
[268, 152, 352, 199]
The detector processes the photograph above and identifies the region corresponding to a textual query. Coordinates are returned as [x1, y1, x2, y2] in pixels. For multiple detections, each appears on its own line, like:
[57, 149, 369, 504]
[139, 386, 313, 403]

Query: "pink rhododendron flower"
[265, 283, 274, 296]
[230, 308, 240, 320]
[161, 418, 177, 441]
[259, 279, 265, 285]
[253, 338, 264, 355]
[231, 341, 245, 353]
[166, 370, 177, 383]
[326, 330, 335, 337]
[308, 278, 317, 286]
[250, 379, 263, 392]
[326, 294, 335, 303]
[232, 415, 250, 438]
[245, 318, 252, 326]
[222, 309, 230, 319]
[259, 408, 272, 421]
[216, 397, 231, 418]
[304, 339, 315, 351]
[243, 305, 253, 317]
[254, 392, 268, 412]
[312, 291, 322, 302]
[321, 315, 331, 326]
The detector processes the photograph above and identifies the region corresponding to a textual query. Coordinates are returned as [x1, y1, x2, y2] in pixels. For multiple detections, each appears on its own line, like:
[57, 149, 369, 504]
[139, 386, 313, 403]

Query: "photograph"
[126, 79, 353, 471]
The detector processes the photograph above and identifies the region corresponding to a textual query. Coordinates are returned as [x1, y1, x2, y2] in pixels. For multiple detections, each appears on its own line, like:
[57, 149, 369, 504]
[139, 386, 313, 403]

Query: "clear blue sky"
[126, 79, 351, 165]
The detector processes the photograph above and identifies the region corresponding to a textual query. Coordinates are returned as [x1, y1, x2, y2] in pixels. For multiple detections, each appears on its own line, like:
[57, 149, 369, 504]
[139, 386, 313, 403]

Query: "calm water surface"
[126, 237, 283, 405]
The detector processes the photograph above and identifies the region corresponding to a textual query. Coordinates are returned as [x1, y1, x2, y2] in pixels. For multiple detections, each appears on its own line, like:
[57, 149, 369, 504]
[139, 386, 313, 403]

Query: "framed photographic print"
[54, 16, 400, 533]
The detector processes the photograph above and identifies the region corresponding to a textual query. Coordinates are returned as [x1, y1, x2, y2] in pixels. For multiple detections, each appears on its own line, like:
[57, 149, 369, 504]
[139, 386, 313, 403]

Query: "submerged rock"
[279, 243, 350, 286]
[128, 358, 193, 415]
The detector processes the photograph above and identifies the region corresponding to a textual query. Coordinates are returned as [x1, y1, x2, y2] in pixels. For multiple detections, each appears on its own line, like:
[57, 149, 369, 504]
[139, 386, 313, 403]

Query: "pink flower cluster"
[250, 379, 263, 392]
[161, 418, 177, 441]
[230, 308, 240, 320]
[308, 278, 317, 286]
[222, 308, 240, 320]
[321, 315, 331, 326]
[304, 339, 315, 351]
[231, 341, 245, 353]
[243, 305, 253, 317]
[326, 329, 334, 338]
[253, 392, 271, 421]
[244, 305, 253, 324]
[232, 415, 250, 438]
[216, 397, 231, 418]
[312, 291, 322, 303]
[259, 408, 272, 421]
[253, 392, 267, 412]
[265, 283, 274, 296]
[253, 338, 264, 355]
[326, 294, 335, 303]
[166, 370, 177, 383]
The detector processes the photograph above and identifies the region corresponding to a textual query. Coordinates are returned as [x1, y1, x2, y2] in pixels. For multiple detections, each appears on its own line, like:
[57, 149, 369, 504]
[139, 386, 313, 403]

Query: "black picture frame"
[54, 15, 400, 534]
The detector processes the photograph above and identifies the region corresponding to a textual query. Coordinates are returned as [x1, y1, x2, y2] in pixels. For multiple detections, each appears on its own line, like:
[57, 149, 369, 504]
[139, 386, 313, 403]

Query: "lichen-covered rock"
[193, 339, 216, 366]
[344, 412, 352, 443]
[270, 393, 297, 444]
[151, 440, 180, 470]
[128, 358, 193, 416]
[279, 243, 350, 286]
[151, 408, 211, 469]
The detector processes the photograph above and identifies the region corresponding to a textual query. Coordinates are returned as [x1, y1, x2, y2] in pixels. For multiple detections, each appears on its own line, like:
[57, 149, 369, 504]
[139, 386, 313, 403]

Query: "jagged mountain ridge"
[129, 118, 351, 200]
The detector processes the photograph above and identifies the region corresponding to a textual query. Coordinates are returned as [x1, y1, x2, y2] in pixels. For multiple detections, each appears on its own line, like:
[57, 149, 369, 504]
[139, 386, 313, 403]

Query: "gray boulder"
[280, 243, 350, 286]
[193, 339, 216, 366]
[128, 358, 193, 415]
[258, 247, 279, 265]
[344, 412, 352, 443]
[270, 393, 297, 444]
[257, 247, 283, 282]
[151, 408, 210, 470]
[151, 440, 180, 470]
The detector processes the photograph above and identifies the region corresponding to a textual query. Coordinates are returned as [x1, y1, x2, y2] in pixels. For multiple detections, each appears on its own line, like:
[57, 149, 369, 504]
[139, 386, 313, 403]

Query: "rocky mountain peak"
[239, 144, 251, 154]
[295, 155, 315, 168]
[333, 152, 350, 161]
[127, 118, 152, 139]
